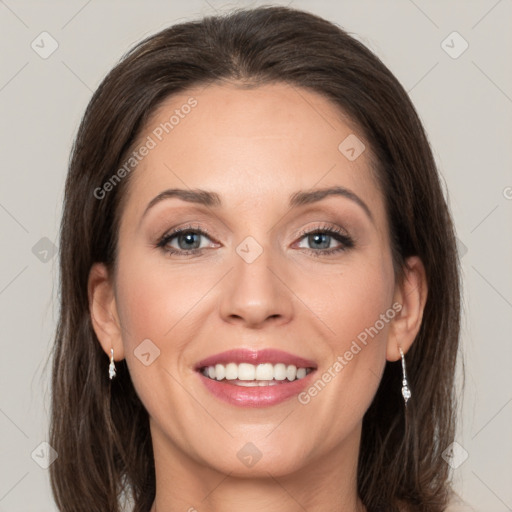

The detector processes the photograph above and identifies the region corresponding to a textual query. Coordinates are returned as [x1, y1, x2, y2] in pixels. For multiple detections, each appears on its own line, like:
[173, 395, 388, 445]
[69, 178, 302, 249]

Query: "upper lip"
[194, 348, 317, 370]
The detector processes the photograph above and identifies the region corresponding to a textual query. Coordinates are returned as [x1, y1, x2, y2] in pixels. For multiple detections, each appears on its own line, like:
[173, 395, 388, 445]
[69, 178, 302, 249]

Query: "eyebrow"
[141, 186, 374, 223]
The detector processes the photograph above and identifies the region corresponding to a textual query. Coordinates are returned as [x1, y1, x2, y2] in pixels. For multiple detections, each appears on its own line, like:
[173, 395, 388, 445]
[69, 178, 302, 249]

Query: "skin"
[89, 82, 427, 512]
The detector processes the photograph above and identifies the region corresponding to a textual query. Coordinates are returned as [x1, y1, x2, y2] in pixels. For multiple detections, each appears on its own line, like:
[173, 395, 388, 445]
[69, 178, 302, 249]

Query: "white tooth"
[203, 361, 310, 381]
[238, 363, 256, 380]
[233, 381, 256, 387]
[232, 380, 279, 387]
[225, 362, 238, 380]
[296, 367, 307, 379]
[273, 363, 287, 380]
[215, 364, 225, 380]
[286, 364, 297, 381]
[255, 363, 274, 380]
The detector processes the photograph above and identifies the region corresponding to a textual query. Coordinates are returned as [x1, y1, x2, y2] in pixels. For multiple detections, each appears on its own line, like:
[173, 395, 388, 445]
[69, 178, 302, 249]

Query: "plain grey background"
[0, 0, 511, 510]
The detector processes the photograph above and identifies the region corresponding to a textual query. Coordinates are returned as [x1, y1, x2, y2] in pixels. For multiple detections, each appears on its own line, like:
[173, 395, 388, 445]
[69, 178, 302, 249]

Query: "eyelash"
[155, 223, 355, 257]
[295, 224, 354, 257]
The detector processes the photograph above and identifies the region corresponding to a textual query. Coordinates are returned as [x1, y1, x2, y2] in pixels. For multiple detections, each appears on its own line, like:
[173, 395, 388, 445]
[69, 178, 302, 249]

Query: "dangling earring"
[109, 348, 117, 380]
[399, 347, 411, 406]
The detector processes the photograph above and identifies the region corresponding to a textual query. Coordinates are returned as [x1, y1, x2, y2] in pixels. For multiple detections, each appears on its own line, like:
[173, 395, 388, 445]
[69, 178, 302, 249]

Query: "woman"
[48, 5, 465, 511]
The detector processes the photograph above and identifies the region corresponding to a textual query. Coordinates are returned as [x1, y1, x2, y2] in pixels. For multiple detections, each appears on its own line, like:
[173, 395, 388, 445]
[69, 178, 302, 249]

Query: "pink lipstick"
[195, 348, 317, 407]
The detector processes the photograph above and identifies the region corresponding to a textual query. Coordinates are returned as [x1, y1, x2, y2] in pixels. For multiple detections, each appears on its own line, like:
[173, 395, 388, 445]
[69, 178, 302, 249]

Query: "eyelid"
[293, 222, 355, 252]
[157, 223, 217, 243]
[294, 222, 351, 239]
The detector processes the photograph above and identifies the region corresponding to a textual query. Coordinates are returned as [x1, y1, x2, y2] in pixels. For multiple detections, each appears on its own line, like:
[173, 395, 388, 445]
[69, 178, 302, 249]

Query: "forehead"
[142, 82, 367, 165]
[121, 82, 384, 224]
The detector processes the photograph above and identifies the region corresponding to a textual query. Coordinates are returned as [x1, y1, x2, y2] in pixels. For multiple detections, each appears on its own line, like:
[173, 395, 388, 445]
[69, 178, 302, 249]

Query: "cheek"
[299, 255, 394, 350]
[113, 256, 201, 411]
[280, 261, 395, 458]
[115, 253, 200, 342]
[338, 279, 392, 346]
[296, 255, 394, 412]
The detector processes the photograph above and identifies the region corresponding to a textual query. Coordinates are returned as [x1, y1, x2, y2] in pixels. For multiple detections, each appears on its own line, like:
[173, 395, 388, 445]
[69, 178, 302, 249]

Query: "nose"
[219, 240, 294, 328]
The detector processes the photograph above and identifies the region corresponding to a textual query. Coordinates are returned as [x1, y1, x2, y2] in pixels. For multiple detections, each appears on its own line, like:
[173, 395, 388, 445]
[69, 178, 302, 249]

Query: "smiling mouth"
[199, 362, 315, 386]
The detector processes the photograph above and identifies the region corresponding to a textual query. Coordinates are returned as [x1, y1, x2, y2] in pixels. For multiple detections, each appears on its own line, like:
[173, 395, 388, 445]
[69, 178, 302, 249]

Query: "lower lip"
[197, 371, 316, 407]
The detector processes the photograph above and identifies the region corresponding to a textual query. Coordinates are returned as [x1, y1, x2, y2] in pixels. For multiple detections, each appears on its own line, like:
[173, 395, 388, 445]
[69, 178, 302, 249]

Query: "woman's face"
[106, 82, 400, 476]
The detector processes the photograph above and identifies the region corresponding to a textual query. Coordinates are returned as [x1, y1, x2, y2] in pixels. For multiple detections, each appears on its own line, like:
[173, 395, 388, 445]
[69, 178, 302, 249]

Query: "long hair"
[48, 6, 462, 511]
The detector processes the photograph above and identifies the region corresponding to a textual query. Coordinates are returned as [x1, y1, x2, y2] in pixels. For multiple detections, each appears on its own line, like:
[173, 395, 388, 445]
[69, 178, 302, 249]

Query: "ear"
[386, 255, 428, 362]
[88, 262, 125, 361]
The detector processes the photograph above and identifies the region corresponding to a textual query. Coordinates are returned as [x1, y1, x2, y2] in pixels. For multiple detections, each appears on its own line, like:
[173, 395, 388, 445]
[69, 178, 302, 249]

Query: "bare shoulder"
[444, 491, 477, 511]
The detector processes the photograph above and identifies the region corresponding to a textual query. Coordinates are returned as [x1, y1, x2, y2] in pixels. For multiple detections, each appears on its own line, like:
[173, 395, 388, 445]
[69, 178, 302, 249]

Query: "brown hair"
[48, 5, 462, 511]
